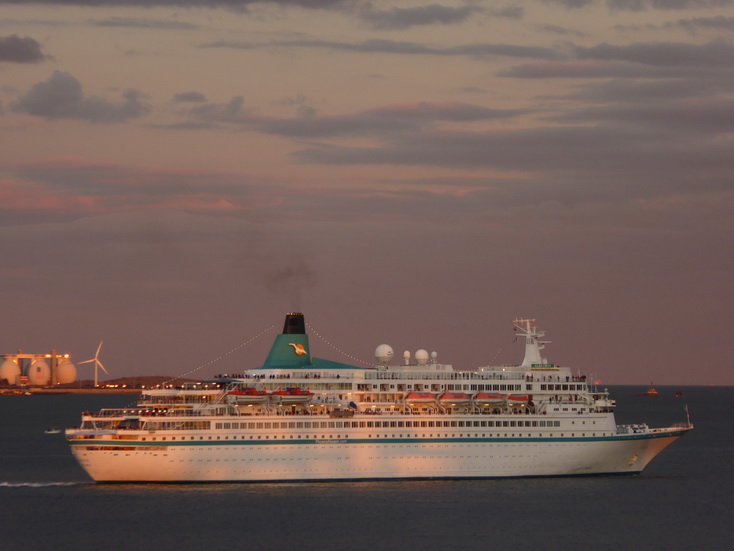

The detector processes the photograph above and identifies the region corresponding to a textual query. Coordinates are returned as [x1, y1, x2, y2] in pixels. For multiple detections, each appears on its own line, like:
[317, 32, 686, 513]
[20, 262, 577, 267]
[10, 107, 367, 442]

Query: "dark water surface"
[0, 386, 730, 551]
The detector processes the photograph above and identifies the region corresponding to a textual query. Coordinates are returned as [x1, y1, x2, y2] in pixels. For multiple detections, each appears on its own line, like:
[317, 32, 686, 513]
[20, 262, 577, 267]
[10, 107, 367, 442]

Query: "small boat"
[270, 387, 314, 405]
[507, 394, 530, 406]
[404, 391, 436, 406]
[44, 427, 61, 435]
[472, 392, 505, 406]
[675, 391, 683, 398]
[227, 387, 269, 404]
[643, 383, 658, 397]
[438, 392, 471, 407]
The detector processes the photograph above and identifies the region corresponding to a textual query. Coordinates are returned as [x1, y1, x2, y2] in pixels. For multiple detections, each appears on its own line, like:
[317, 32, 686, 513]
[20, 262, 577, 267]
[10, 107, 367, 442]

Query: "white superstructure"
[66, 314, 692, 482]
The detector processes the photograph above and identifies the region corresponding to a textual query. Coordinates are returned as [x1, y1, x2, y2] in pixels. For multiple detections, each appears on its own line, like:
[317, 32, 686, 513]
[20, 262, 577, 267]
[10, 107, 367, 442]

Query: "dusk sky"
[1, 0, 732, 386]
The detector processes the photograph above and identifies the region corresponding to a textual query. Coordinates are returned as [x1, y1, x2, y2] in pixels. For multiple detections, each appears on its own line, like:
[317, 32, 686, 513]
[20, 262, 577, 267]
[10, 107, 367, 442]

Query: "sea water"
[0, 386, 730, 551]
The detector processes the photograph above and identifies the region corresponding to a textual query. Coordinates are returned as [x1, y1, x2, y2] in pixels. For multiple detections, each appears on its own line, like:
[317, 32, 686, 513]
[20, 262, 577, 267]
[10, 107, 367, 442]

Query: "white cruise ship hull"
[66, 313, 693, 483]
[68, 423, 689, 482]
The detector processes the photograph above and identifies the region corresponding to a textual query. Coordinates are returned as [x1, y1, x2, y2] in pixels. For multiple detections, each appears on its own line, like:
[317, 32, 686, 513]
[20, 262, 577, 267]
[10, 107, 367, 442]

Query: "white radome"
[415, 349, 429, 365]
[374, 344, 394, 364]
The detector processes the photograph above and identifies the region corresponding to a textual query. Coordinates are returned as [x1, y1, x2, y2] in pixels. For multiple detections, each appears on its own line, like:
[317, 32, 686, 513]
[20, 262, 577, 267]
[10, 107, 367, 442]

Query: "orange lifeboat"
[472, 392, 505, 406]
[227, 387, 269, 404]
[270, 387, 314, 405]
[507, 394, 530, 406]
[404, 392, 436, 406]
[438, 392, 472, 407]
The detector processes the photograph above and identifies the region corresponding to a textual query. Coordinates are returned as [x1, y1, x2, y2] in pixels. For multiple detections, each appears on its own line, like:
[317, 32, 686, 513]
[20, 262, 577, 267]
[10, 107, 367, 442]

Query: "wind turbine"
[79, 341, 109, 387]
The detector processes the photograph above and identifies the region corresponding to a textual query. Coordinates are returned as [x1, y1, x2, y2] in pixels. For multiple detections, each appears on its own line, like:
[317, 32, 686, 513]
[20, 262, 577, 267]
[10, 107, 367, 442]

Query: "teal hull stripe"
[69, 430, 687, 449]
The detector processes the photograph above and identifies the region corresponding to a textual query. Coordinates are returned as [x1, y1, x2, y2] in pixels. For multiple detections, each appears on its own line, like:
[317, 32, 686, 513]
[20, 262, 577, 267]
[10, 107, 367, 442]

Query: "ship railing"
[670, 422, 693, 428]
[616, 424, 650, 434]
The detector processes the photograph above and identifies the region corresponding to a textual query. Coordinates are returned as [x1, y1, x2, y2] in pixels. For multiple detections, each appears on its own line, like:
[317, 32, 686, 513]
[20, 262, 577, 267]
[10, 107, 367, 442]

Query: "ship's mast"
[513, 319, 549, 367]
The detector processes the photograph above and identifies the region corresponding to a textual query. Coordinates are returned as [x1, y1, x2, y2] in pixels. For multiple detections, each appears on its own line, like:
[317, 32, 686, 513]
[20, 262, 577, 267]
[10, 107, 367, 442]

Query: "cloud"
[500, 59, 734, 78]
[542, 0, 596, 8]
[172, 91, 208, 103]
[259, 102, 526, 138]
[0, 157, 273, 224]
[607, 0, 734, 11]
[293, 122, 734, 202]
[89, 17, 200, 30]
[357, 4, 483, 30]
[156, 96, 258, 130]
[0, 0, 351, 8]
[566, 77, 734, 103]
[0, 34, 47, 63]
[491, 6, 524, 19]
[551, 98, 734, 135]
[12, 71, 149, 122]
[501, 39, 734, 78]
[675, 16, 734, 33]
[573, 39, 734, 67]
[202, 38, 565, 61]
[185, 96, 254, 124]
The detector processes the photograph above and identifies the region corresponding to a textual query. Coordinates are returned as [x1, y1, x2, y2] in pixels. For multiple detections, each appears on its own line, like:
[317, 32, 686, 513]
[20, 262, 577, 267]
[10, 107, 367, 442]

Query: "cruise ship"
[65, 313, 692, 482]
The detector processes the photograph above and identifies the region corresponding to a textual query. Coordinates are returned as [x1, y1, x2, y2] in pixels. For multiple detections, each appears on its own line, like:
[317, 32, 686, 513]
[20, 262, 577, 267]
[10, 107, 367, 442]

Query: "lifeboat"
[404, 392, 436, 406]
[227, 387, 270, 404]
[507, 394, 530, 406]
[472, 392, 505, 406]
[438, 392, 471, 407]
[270, 387, 314, 405]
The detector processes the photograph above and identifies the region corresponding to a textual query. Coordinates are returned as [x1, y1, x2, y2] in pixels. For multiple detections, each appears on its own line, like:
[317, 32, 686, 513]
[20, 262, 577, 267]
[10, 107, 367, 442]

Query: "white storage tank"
[26, 358, 50, 385]
[0, 359, 21, 385]
[56, 358, 77, 384]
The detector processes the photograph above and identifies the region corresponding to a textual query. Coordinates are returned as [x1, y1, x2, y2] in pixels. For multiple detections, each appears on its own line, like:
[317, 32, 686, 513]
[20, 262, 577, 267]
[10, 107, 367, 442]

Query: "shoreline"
[0, 388, 142, 395]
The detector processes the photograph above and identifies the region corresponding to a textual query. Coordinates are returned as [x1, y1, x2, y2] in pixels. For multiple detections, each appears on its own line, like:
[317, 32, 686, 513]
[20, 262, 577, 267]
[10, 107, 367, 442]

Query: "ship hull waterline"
[69, 427, 689, 483]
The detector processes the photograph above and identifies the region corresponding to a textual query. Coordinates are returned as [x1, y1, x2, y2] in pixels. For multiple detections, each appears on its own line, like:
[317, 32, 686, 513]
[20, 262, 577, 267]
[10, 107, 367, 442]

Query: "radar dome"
[375, 344, 394, 364]
[56, 359, 77, 384]
[26, 359, 50, 385]
[415, 349, 429, 365]
[0, 359, 21, 385]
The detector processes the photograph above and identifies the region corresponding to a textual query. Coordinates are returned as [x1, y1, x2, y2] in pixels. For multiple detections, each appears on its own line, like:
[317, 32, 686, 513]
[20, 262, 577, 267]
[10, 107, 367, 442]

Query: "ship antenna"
[513, 318, 549, 367]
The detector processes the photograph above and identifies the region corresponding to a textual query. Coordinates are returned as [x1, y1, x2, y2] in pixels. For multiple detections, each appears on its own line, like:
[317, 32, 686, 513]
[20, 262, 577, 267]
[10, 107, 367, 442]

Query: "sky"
[1, 0, 732, 386]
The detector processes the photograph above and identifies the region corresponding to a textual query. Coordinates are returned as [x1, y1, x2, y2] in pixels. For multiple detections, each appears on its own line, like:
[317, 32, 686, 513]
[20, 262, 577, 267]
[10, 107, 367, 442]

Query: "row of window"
[214, 420, 563, 430]
[540, 384, 586, 391]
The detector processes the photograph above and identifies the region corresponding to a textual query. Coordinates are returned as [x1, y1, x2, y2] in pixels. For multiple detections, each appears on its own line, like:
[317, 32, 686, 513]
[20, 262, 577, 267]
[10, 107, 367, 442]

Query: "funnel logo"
[289, 343, 307, 356]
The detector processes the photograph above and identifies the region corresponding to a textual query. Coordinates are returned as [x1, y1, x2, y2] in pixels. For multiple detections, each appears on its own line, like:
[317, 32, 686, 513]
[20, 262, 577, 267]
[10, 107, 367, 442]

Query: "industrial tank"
[25, 358, 50, 385]
[0, 359, 21, 385]
[56, 358, 77, 384]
